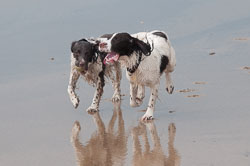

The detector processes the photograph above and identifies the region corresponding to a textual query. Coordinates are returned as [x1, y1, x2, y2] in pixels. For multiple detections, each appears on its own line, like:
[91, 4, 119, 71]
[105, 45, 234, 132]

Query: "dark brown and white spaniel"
[99, 30, 176, 121]
[68, 35, 121, 112]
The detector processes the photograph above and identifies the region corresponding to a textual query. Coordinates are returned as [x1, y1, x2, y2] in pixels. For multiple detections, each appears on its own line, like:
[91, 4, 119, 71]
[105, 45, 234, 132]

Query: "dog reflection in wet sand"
[71, 101, 127, 166]
[132, 122, 180, 166]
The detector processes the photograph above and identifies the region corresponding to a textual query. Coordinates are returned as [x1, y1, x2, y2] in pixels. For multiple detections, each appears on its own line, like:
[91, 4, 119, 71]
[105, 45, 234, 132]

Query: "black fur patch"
[98, 71, 105, 88]
[127, 53, 142, 73]
[110, 33, 135, 56]
[160, 56, 169, 74]
[152, 32, 168, 40]
[110, 33, 151, 57]
[78, 38, 88, 42]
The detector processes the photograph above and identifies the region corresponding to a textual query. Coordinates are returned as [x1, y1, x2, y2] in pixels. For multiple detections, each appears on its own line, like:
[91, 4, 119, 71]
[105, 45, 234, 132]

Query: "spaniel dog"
[98, 30, 176, 120]
[68, 35, 121, 112]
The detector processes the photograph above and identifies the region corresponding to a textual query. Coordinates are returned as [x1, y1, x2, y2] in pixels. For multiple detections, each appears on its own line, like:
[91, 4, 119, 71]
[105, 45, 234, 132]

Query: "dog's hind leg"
[68, 66, 80, 108]
[86, 71, 105, 112]
[165, 45, 176, 94]
[165, 71, 174, 94]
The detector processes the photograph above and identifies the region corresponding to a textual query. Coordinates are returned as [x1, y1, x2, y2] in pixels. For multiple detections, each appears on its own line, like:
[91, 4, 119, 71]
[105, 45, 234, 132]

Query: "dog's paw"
[141, 108, 154, 121]
[166, 85, 174, 94]
[130, 100, 139, 107]
[86, 106, 99, 113]
[141, 113, 154, 122]
[141, 115, 154, 121]
[71, 121, 81, 142]
[112, 93, 121, 102]
[71, 97, 80, 108]
[135, 97, 143, 106]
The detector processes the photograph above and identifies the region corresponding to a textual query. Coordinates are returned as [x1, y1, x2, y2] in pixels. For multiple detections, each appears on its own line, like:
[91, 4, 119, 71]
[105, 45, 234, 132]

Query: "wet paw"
[141, 115, 154, 121]
[130, 100, 139, 107]
[112, 93, 121, 102]
[166, 85, 174, 94]
[86, 107, 99, 113]
[135, 97, 143, 106]
[71, 97, 80, 108]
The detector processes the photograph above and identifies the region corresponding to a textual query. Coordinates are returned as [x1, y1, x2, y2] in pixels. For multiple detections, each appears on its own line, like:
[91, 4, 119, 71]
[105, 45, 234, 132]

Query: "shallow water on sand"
[1, 0, 250, 165]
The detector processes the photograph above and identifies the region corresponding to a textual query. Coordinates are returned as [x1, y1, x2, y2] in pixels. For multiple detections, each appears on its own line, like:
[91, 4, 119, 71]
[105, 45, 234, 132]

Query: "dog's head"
[71, 39, 97, 71]
[98, 33, 151, 64]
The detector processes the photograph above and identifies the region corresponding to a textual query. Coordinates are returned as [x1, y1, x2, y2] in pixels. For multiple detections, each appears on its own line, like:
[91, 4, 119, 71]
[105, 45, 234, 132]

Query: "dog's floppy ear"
[134, 38, 151, 56]
[92, 42, 99, 51]
[71, 41, 77, 53]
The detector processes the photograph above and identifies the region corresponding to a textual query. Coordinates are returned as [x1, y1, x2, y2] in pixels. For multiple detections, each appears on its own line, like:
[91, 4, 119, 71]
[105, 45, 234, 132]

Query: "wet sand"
[1, 0, 250, 166]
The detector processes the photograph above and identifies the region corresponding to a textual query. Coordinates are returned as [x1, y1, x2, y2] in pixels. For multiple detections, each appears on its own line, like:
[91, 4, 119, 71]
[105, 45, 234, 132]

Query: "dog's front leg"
[136, 85, 145, 106]
[111, 63, 122, 102]
[86, 72, 105, 112]
[130, 82, 139, 107]
[141, 84, 159, 121]
[68, 66, 80, 108]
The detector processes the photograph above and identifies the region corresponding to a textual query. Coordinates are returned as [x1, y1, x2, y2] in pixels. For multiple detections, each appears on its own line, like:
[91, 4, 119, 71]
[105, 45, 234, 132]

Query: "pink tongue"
[103, 52, 119, 64]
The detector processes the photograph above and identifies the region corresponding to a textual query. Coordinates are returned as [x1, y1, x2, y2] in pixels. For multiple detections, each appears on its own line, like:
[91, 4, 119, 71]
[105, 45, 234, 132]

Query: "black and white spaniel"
[99, 30, 176, 121]
[68, 35, 121, 112]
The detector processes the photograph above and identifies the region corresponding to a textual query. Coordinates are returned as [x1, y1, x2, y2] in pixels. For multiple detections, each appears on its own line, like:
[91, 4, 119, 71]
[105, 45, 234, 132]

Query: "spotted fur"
[68, 37, 122, 112]
[99, 30, 176, 120]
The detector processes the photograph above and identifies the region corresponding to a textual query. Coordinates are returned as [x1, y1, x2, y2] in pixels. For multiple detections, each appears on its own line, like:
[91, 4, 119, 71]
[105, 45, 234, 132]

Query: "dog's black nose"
[75, 60, 84, 67]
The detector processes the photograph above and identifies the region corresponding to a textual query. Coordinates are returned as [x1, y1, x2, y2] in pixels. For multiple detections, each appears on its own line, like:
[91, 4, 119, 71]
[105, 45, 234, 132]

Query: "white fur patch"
[99, 30, 176, 120]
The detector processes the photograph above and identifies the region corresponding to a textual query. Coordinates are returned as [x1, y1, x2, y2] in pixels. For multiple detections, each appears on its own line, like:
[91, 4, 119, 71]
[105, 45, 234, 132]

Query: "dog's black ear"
[92, 43, 99, 52]
[71, 41, 77, 53]
[134, 38, 151, 56]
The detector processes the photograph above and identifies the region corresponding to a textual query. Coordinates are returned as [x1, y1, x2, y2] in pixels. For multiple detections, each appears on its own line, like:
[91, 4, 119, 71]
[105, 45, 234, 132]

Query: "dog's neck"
[126, 53, 142, 74]
[119, 52, 143, 74]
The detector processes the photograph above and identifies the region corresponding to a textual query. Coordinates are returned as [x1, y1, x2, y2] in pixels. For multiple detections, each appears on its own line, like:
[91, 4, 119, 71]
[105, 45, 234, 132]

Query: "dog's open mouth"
[103, 52, 120, 64]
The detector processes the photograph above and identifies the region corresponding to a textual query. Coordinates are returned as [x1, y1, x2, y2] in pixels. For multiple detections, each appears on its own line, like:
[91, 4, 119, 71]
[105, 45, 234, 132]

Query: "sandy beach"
[1, 0, 250, 165]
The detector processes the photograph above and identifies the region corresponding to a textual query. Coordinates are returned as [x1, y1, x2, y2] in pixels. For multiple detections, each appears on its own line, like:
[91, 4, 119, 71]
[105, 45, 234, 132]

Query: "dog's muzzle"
[99, 42, 108, 52]
[75, 60, 88, 70]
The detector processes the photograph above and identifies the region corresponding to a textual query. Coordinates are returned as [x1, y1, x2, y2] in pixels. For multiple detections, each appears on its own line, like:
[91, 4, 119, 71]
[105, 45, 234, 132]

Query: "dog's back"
[128, 31, 175, 86]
